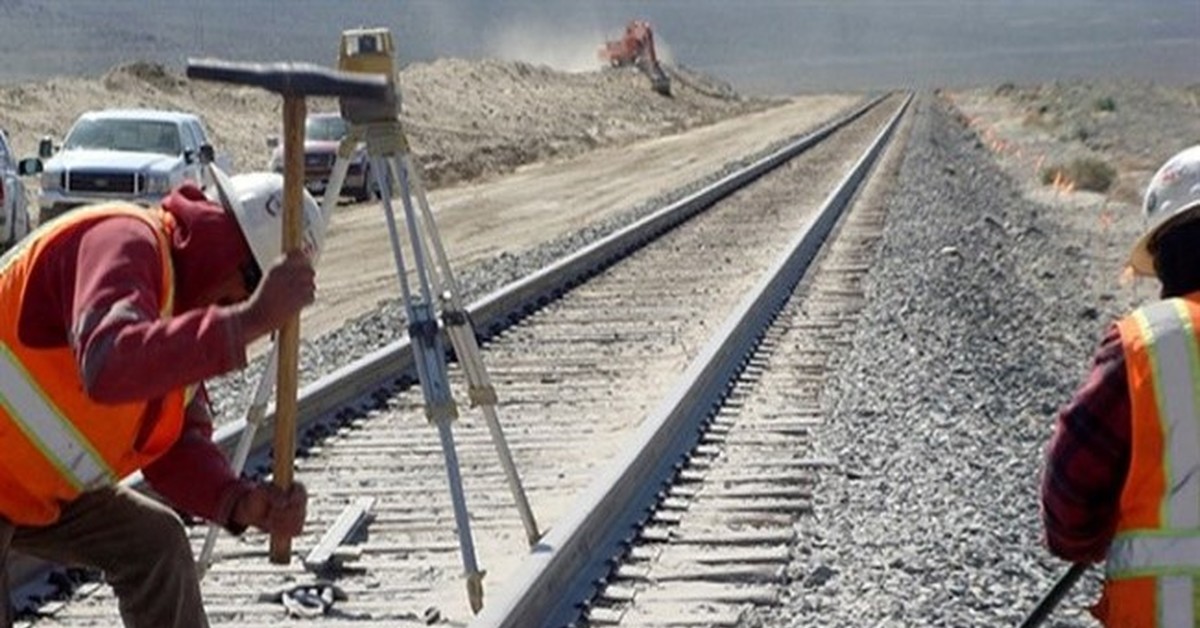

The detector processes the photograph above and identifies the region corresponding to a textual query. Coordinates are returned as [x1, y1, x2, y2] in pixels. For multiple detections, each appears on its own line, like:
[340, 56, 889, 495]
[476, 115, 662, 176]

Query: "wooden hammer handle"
[269, 95, 307, 564]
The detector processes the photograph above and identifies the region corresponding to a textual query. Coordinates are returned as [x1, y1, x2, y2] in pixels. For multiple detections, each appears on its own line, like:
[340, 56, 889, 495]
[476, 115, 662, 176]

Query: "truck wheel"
[352, 164, 377, 202]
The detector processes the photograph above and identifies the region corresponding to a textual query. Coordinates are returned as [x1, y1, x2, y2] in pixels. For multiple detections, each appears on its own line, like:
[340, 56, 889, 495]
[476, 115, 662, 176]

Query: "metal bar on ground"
[303, 496, 376, 572]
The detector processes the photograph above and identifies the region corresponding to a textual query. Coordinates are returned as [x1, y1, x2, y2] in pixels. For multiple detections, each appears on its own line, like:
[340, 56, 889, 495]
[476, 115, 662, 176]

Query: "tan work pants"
[0, 486, 208, 628]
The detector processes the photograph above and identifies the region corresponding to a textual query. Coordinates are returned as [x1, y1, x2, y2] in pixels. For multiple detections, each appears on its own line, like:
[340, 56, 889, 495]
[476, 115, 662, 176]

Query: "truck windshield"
[64, 119, 182, 156]
[306, 116, 348, 141]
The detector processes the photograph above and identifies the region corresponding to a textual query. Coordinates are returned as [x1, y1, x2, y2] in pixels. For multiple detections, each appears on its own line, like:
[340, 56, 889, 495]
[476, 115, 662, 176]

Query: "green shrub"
[1093, 96, 1117, 112]
[1039, 157, 1117, 193]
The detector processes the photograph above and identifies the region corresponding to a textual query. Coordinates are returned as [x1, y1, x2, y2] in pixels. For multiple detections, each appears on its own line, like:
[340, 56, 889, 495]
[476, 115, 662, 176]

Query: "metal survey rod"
[1018, 563, 1088, 628]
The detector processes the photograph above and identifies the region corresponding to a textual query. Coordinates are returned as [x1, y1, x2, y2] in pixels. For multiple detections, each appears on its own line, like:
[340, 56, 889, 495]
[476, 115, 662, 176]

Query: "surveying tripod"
[317, 113, 540, 612]
[191, 29, 536, 615]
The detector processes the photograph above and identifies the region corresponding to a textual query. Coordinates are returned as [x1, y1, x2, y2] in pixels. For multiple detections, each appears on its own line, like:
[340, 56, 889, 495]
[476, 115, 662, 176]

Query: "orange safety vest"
[1103, 296, 1200, 627]
[0, 205, 187, 526]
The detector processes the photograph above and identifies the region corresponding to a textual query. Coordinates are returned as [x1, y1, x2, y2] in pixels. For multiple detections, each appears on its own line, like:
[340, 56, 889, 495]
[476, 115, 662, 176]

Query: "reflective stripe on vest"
[1135, 301, 1200, 530]
[1159, 576, 1197, 626]
[0, 343, 114, 491]
[1109, 533, 1200, 578]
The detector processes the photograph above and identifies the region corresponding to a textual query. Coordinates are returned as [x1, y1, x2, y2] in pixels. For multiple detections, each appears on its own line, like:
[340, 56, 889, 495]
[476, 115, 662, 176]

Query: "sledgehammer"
[186, 58, 389, 564]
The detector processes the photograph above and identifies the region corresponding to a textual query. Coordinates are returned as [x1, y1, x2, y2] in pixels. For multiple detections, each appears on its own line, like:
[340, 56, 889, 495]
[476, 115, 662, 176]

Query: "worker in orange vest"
[1042, 145, 1200, 626]
[0, 165, 324, 628]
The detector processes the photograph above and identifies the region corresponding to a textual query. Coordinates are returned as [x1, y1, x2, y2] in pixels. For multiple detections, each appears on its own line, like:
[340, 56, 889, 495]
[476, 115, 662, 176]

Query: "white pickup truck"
[30, 109, 227, 225]
[0, 128, 32, 250]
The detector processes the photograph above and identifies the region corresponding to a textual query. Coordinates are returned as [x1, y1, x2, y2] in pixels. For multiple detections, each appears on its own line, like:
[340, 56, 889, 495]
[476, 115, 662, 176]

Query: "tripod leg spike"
[467, 570, 485, 614]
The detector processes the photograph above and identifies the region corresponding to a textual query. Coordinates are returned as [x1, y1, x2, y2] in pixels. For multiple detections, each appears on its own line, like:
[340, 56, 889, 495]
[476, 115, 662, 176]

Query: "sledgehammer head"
[186, 58, 390, 100]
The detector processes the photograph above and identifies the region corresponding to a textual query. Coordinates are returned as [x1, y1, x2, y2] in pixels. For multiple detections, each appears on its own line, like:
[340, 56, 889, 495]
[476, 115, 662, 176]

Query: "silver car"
[0, 128, 32, 249]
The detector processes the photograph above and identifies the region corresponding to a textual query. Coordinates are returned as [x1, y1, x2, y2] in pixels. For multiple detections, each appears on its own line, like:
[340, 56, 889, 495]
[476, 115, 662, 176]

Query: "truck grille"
[67, 171, 139, 194]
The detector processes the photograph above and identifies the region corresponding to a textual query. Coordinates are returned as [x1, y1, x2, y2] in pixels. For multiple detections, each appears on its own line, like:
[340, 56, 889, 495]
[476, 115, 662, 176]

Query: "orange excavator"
[600, 20, 672, 96]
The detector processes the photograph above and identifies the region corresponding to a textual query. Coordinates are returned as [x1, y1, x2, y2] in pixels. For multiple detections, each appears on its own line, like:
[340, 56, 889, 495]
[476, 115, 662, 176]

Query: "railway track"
[13, 92, 910, 627]
[571, 105, 909, 628]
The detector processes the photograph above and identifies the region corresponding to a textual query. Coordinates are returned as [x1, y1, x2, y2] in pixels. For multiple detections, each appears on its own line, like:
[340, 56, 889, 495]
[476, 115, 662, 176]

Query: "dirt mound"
[395, 57, 775, 187]
[0, 57, 779, 194]
[102, 61, 188, 94]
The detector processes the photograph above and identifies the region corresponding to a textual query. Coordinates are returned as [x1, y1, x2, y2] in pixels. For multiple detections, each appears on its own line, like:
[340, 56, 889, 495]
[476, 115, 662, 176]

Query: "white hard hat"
[1129, 145, 1200, 276]
[206, 164, 327, 273]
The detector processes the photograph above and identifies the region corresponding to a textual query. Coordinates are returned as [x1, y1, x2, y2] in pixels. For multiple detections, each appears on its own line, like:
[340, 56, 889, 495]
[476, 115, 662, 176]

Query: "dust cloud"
[485, 20, 611, 73]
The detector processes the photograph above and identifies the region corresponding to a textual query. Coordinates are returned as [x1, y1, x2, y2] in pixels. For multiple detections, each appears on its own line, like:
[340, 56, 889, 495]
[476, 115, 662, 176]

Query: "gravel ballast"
[753, 93, 1151, 627]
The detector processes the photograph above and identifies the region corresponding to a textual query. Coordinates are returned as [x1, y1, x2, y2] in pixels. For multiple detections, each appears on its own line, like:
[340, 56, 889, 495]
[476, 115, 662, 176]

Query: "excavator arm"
[599, 20, 671, 96]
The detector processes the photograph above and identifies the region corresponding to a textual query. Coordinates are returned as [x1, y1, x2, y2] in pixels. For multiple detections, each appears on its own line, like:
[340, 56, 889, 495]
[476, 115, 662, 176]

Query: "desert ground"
[4, 55, 1200, 625]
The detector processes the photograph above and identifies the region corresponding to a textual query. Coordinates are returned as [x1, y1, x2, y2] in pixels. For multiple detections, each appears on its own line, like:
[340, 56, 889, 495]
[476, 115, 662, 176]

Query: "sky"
[0, 0, 1195, 94]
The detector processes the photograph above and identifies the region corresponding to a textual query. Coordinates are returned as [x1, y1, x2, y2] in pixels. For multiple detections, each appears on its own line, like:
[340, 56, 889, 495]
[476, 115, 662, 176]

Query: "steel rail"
[7, 93, 889, 605]
[472, 93, 912, 628]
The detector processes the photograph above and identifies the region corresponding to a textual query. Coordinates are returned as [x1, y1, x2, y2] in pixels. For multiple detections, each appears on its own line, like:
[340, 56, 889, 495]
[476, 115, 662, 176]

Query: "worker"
[0, 165, 326, 628]
[1042, 144, 1200, 626]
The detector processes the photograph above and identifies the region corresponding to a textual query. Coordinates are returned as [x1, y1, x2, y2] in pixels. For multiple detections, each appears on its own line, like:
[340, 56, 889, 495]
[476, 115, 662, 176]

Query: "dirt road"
[306, 95, 859, 341]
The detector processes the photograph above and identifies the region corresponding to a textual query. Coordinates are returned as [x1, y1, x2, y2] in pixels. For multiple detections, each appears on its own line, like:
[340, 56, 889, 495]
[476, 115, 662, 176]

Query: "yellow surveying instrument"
[327, 26, 540, 613]
[337, 28, 401, 126]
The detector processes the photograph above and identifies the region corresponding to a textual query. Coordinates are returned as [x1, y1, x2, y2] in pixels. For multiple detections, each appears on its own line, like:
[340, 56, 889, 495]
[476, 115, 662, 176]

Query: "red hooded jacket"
[16, 183, 258, 528]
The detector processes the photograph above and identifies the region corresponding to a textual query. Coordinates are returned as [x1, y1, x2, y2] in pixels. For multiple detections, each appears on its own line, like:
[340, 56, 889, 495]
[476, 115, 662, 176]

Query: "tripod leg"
[444, 323, 541, 547]
[397, 153, 541, 546]
[399, 154, 456, 296]
[436, 418, 485, 613]
[319, 129, 363, 215]
[375, 155, 485, 612]
[197, 343, 279, 578]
